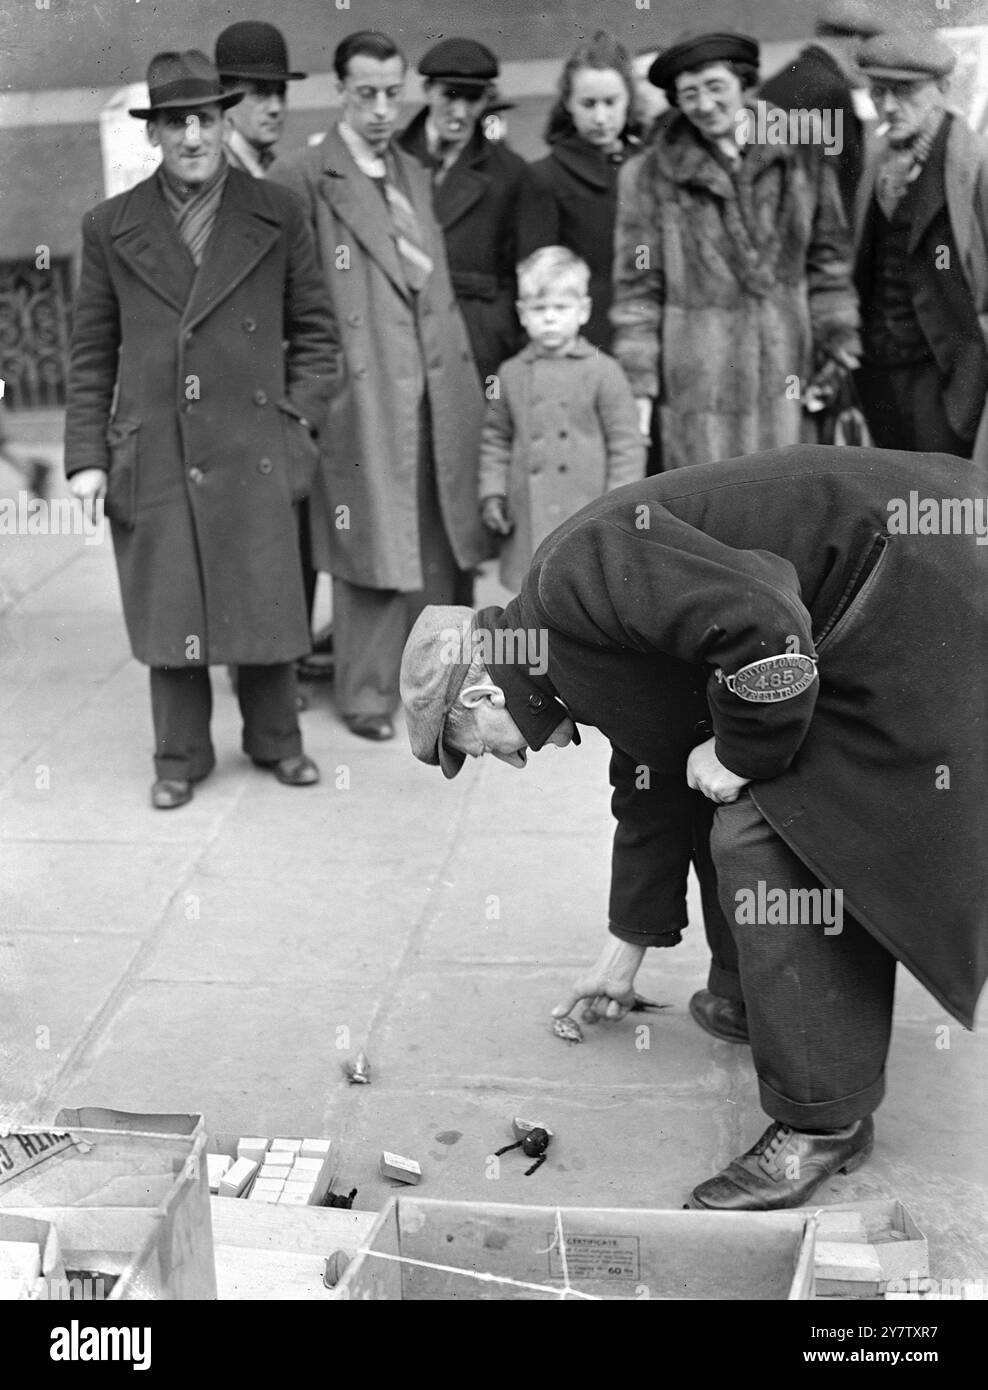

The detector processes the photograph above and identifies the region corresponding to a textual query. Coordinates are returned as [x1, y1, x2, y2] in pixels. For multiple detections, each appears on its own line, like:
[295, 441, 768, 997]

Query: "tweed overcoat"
[399, 109, 527, 385]
[269, 124, 490, 592]
[483, 445, 988, 1028]
[611, 110, 860, 471]
[63, 168, 341, 667]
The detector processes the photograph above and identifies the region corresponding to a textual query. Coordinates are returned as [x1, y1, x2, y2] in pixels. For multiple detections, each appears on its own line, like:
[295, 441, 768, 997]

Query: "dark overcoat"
[481, 445, 988, 1028]
[269, 125, 489, 591]
[398, 109, 527, 385]
[63, 168, 340, 667]
[517, 133, 639, 351]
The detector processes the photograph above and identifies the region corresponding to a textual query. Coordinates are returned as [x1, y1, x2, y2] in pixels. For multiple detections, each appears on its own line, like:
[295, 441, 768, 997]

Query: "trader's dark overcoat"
[483, 445, 988, 1027]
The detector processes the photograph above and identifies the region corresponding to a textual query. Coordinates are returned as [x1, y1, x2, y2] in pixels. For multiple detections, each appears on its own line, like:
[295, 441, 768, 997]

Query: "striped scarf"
[159, 160, 229, 267]
[381, 154, 434, 292]
[875, 109, 944, 220]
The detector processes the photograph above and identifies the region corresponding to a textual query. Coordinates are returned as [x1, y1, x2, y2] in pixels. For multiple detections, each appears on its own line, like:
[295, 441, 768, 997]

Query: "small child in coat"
[479, 246, 645, 592]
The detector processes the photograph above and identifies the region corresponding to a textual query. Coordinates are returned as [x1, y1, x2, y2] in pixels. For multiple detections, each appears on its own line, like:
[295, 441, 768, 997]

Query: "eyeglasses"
[869, 80, 927, 101]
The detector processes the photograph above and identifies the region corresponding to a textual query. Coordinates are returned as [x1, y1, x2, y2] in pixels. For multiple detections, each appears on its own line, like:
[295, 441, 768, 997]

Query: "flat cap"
[649, 30, 759, 89]
[419, 38, 499, 85]
[857, 30, 956, 82]
[400, 606, 478, 778]
[816, 1, 886, 39]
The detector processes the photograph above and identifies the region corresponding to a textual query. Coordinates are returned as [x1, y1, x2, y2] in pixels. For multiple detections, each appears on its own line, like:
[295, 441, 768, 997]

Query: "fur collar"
[652, 108, 796, 196]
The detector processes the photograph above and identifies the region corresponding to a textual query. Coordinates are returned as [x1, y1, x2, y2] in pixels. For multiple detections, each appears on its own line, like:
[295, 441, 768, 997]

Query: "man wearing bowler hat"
[64, 50, 341, 809]
[853, 30, 988, 456]
[215, 20, 306, 178]
[398, 38, 527, 386]
[399, 444, 988, 1210]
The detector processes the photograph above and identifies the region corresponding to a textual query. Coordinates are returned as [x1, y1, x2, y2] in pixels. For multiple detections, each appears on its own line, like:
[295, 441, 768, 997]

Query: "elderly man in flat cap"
[399, 443, 988, 1211]
[64, 51, 341, 808]
[398, 38, 527, 387]
[761, 0, 885, 220]
[853, 30, 988, 457]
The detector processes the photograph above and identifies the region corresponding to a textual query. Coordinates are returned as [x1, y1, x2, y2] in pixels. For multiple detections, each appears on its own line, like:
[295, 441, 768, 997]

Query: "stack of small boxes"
[209, 1136, 333, 1206]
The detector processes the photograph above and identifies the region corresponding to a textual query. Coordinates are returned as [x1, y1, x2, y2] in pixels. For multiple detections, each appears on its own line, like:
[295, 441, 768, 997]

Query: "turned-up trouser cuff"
[710, 791, 895, 1130]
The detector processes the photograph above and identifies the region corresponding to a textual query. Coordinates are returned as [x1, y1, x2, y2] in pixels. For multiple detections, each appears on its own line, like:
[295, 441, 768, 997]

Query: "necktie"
[381, 156, 434, 292]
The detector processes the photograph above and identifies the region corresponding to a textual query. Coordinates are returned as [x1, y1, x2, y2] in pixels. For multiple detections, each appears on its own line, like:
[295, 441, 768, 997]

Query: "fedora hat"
[129, 49, 244, 119]
[215, 21, 306, 82]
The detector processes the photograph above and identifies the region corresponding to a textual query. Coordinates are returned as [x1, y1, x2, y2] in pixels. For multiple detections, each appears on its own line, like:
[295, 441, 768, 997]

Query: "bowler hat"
[816, 0, 885, 39]
[129, 50, 244, 119]
[400, 606, 479, 779]
[215, 20, 306, 82]
[419, 37, 499, 88]
[649, 30, 760, 90]
[857, 30, 956, 83]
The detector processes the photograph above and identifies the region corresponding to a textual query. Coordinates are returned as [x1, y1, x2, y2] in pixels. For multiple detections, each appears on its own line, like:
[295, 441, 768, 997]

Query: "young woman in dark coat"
[517, 30, 642, 352]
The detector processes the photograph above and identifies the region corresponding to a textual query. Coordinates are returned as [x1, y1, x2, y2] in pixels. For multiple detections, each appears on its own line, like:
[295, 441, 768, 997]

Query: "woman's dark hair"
[544, 29, 640, 145]
[664, 59, 759, 108]
[333, 30, 406, 82]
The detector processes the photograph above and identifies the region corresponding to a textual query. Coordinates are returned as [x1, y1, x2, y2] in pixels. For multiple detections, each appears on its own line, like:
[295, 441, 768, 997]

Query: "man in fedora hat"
[399, 444, 988, 1210]
[398, 38, 527, 385]
[64, 50, 341, 809]
[853, 30, 988, 456]
[215, 20, 306, 178]
[761, 0, 885, 220]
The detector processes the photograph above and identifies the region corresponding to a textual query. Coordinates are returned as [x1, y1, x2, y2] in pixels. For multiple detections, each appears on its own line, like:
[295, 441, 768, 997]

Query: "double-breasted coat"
[63, 168, 341, 667]
[611, 110, 860, 470]
[269, 125, 490, 592]
[478, 337, 645, 591]
[398, 109, 527, 385]
[480, 445, 988, 1029]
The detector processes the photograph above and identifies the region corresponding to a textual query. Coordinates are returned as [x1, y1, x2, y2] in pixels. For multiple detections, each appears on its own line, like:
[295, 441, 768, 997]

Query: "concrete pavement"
[1, 452, 986, 1285]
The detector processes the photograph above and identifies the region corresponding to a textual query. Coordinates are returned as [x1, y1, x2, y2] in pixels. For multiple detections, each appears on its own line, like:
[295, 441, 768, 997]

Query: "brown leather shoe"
[689, 989, 749, 1044]
[686, 1117, 874, 1211]
[344, 714, 394, 741]
[253, 754, 320, 786]
[151, 778, 193, 810]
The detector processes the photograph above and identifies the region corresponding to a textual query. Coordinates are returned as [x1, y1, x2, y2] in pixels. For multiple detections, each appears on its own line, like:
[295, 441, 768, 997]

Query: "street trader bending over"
[399, 444, 988, 1211]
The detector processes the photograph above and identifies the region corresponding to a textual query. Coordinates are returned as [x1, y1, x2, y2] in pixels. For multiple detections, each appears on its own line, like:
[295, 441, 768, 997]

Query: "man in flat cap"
[269, 30, 488, 743]
[400, 444, 988, 1210]
[64, 51, 341, 808]
[398, 38, 527, 386]
[853, 30, 988, 456]
[761, 0, 885, 220]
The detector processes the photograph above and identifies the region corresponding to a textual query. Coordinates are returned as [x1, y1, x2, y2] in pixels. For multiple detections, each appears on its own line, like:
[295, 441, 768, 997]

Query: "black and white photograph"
[0, 0, 986, 1344]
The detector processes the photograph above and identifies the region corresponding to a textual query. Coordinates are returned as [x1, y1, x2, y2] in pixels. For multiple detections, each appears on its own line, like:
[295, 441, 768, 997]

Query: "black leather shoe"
[689, 989, 749, 1044]
[151, 778, 193, 810]
[686, 1117, 874, 1211]
[344, 714, 394, 741]
[252, 754, 320, 786]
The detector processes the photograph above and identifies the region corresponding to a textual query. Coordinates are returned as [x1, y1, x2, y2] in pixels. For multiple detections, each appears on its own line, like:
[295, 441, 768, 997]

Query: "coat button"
[353, 365, 368, 379]
[184, 331, 194, 345]
[253, 389, 268, 406]
[527, 693, 545, 711]
[559, 429, 568, 438]
[258, 458, 273, 474]
[346, 312, 362, 327]
[188, 467, 204, 484]
[243, 318, 257, 332]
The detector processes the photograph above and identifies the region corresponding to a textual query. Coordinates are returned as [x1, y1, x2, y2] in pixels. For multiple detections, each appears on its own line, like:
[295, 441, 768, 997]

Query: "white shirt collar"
[338, 119, 388, 178]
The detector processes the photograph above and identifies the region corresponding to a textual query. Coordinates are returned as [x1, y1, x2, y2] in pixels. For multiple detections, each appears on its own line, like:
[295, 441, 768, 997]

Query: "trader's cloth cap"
[857, 31, 957, 82]
[129, 50, 245, 118]
[400, 605, 478, 779]
[816, 0, 886, 39]
[419, 38, 499, 87]
[215, 21, 306, 82]
[649, 30, 760, 89]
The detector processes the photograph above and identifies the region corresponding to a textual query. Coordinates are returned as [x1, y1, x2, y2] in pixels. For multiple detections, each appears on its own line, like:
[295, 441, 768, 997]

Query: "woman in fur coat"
[611, 29, 861, 471]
